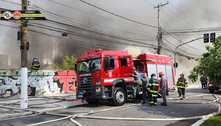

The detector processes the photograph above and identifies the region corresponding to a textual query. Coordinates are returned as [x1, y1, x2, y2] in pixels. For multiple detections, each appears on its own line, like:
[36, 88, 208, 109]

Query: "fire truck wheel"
[113, 87, 126, 106]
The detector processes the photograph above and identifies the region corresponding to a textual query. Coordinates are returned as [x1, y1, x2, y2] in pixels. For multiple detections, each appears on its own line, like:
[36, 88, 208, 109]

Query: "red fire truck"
[75, 49, 175, 105]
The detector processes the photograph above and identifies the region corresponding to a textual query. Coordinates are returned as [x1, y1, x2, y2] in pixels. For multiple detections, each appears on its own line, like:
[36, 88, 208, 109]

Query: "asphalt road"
[0, 86, 220, 126]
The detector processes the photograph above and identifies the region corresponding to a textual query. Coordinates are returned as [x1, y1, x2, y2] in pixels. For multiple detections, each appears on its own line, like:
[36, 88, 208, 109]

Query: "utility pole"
[0, 0, 45, 110]
[20, 0, 29, 109]
[154, 1, 169, 54]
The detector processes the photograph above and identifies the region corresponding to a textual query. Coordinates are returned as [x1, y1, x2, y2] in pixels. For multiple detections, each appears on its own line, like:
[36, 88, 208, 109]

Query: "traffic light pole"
[20, 0, 29, 109]
[173, 37, 203, 73]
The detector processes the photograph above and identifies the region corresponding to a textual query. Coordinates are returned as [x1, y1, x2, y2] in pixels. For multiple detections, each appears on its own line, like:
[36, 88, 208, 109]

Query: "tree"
[53, 55, 76, 70]
[189, 36, 221, 84]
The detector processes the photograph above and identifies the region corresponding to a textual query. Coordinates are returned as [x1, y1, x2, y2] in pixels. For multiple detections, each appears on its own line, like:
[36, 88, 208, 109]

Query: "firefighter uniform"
[176, 74, 188, 100]
[148, 74, 159, 105]
[31, 58, 40, 71]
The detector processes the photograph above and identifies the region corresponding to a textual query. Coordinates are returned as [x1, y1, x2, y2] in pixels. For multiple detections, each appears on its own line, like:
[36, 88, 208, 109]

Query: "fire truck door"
[119, 57, 132, 78]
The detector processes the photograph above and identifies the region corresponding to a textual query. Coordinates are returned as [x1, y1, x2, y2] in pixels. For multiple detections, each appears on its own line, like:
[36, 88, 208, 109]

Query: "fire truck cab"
[76, 49, 175, 105]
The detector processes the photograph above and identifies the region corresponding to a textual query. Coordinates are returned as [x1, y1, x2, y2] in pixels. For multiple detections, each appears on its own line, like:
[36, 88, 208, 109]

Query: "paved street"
[0, 85, 220, 126]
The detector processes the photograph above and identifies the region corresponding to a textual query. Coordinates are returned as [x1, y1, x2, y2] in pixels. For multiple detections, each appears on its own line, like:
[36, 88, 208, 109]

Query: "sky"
[0, 0, 220, 68]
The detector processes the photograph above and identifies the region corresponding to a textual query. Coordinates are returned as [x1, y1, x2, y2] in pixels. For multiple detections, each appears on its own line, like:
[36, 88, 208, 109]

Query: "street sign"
[0, 10, 46, 20]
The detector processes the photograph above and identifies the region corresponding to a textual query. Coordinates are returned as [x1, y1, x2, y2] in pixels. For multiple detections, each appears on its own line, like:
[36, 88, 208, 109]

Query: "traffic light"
[203, 33, 209, 43]
[210, 33, 216, 43]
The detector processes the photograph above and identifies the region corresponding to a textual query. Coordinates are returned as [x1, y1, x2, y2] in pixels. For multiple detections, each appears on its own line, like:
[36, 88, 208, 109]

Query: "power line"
[31, 22, 156, 46]
[29, 23, 157, 49]
[1, 0, 155, 46]
[0, 22, 197, 58]
[166, 27, 221, 34]
[72, 0, 158, 29]
[41, 0, 153, 38]
[0, 2, 157, 47]
[0, 1, 200, 58]
[0, 23, 111, 50]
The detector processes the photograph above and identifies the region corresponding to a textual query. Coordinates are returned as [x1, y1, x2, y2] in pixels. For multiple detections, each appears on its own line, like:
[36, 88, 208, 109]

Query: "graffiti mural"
[0, 70, 76, 97]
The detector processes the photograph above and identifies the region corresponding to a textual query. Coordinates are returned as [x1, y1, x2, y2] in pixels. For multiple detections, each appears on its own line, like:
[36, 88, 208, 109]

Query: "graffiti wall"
[0, 70, 76, 97]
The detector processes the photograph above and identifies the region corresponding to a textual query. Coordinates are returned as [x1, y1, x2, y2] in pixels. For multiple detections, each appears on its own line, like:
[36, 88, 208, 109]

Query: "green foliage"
[188, 69, 198, 83]
[201, 114, 221, 126]
[53, 55, 76, 70]
[191, 36, 221, 84]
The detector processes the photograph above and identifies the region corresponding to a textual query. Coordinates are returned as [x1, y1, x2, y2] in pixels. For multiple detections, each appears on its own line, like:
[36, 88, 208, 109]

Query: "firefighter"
[134, 71, 148, 104]
[159, 72, 168, 106]
[31, 57, 40, 71]
[200, 74, 208, 89]
[148, 73, 159, 106]
[141, 73, 148, 104]
[177, 73, 188, 100]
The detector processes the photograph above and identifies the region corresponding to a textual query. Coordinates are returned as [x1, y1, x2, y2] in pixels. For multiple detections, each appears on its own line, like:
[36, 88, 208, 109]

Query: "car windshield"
[77, 58, 101, 73]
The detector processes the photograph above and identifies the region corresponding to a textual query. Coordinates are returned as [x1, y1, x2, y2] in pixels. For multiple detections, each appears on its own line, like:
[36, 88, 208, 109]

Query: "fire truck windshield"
[77, 58, 101, 73]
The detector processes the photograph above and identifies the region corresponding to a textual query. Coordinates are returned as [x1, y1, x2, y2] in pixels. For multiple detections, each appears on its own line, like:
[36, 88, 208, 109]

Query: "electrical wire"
[45, 0, 155, 30]
[0, 2, 157, 48]
[29, 24, 157, 49]
[40, 0, 154, 38]
[75, 0, 157, 29]
[30, 22, 156, 47]
[0, 22, 198, 58]
[22, 2, 158, 48]
[0, 1, 201, 58]
[0, 23, 111, 50]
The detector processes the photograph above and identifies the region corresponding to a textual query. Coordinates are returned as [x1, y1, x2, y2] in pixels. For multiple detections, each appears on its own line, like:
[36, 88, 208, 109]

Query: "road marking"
[75, 94, 220, 122]
[26, 115, 73, 126]
[168, 94, 211, 100]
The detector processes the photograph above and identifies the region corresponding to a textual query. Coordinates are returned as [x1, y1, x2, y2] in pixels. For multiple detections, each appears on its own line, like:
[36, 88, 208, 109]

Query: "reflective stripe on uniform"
[151, 94, 158, 97]
[150, 84, 159, 86]
[150, 90, 158, 93]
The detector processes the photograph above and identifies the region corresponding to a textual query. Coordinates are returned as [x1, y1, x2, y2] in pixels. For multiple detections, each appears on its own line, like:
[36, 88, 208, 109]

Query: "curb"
[191, 95, 220, 126]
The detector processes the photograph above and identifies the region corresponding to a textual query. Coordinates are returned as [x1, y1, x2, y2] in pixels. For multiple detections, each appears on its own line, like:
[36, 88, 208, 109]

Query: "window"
[166, 65, 173, 87]
[120, 57, 128, 67]
[157, 64, 166, 76]
[147, 64, 157, 78]
[134, 60, 144, 72]
[77, 58, 101, 73]
[89, 59, 101, 71]
[104, 57, 115, 70]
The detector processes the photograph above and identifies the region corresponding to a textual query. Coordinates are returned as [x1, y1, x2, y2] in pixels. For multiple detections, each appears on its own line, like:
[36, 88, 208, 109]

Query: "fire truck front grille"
[78, 76, 93, 91]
